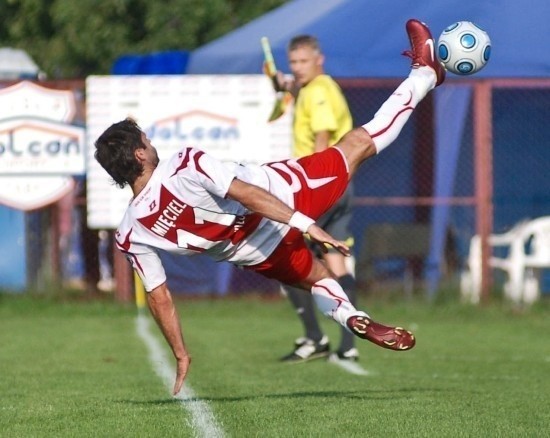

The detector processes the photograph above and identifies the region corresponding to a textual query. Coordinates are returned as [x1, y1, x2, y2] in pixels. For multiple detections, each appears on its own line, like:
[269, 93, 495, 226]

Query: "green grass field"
[1, 290, 549, 437]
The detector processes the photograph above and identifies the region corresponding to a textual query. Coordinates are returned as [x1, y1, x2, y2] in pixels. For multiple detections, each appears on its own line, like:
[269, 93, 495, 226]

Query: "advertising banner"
[86, 74, 292, 229]
[0, 81, 85, 210]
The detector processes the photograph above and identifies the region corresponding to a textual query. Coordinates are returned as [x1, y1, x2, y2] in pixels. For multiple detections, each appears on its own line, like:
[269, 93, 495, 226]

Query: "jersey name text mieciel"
[149, 198, 186, 237]
[137, 184, 251, 251]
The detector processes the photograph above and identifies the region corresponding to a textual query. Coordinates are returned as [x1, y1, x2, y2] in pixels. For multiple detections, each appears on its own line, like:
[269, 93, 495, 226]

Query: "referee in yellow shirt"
[276, 35, 358, 363]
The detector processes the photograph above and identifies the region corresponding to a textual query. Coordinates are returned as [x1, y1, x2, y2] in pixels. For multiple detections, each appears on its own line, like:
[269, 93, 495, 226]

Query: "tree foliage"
[0, 0, 287, 78]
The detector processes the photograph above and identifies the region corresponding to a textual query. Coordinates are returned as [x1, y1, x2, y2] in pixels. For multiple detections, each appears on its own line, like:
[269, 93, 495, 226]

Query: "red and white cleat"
[347, 314, 416, 351]
[403, 19, 446, 86]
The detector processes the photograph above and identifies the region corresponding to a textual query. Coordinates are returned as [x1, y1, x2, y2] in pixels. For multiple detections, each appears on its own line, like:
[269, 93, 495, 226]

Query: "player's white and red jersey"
[116, 146, 349, 291]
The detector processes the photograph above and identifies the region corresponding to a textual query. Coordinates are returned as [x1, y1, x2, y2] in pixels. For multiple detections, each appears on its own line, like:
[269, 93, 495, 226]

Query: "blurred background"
[1, 0, 549, 306]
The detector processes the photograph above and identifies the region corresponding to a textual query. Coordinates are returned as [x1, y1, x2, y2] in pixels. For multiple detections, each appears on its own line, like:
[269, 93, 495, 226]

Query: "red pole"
[113, 244, 133, 302]
[473, 82, 494, 302]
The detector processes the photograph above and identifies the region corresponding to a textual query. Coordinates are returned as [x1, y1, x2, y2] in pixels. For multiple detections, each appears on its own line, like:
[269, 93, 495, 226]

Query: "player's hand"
[306, 224, 351, 257]
[173, 354, 191, 396]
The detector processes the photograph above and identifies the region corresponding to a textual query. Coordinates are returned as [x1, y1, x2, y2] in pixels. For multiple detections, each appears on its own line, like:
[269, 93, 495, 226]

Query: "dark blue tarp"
[112, 50, 190, 75]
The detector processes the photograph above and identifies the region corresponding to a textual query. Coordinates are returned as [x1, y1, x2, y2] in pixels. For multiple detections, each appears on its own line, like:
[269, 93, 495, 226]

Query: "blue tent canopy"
[186, 0, 550, 296]
[187, 0, 550, 78]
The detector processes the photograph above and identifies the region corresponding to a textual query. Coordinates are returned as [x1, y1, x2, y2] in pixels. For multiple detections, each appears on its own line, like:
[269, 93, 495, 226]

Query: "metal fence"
[2, 78, 549, 302]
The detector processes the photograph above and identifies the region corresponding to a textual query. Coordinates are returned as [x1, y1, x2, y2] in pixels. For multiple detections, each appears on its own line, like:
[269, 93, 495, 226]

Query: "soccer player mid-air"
[94, 19, 445, 395]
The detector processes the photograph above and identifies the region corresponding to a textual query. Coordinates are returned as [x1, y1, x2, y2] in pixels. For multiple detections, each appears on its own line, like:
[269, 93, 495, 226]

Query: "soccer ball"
[437, 21, 491, 75]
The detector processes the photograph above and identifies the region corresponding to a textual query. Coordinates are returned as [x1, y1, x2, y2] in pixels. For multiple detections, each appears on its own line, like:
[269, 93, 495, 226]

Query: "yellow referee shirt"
[292, 74, 352, 157]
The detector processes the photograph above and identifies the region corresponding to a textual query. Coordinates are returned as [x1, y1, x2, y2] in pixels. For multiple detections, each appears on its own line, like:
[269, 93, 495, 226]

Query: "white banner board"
[86, 75, 293, 229]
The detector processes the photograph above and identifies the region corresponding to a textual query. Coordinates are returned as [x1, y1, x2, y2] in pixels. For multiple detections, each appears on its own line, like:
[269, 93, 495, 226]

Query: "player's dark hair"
[94, 118, 145, 189]
[288, 35, 321, 52]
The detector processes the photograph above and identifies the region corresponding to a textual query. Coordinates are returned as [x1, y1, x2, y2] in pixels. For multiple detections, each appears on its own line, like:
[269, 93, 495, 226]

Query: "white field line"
[136, 313, 225, 438]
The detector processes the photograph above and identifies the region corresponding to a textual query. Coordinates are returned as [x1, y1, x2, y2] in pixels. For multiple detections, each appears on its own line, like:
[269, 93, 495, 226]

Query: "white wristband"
[288, 211, 315, 233]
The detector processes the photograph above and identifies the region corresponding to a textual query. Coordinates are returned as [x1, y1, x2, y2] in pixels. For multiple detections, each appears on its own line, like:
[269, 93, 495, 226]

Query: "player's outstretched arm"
[306, 223, 351, 257]
[227, 178, 350, 256]
[147, 283, 191, 395]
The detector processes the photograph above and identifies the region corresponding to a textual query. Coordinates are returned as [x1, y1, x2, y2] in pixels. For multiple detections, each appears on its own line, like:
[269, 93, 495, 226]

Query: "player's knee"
[337, 128, 376, 164]
[301, 258, 335, 288]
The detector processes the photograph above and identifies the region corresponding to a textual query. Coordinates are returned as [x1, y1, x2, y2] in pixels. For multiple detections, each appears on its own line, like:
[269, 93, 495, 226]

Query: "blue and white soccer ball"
[437, 21, 491, 75]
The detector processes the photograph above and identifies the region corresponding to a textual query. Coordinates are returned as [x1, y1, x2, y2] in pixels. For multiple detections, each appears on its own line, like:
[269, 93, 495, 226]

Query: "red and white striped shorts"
[246, 147, 349, 285]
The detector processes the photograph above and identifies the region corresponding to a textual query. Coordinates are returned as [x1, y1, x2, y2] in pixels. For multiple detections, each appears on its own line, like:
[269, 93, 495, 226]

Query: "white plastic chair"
[461, 220, 528, 303]
[507, 216, 550, 303]
[460, 234, 482, 303]
[461, 217, 550, 304]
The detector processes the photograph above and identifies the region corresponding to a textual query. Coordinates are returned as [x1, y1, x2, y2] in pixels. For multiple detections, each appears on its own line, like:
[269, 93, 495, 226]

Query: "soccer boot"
[403, 19, 446, 86]
[347, 314, 416, 351]
[280, 335, 330, 363]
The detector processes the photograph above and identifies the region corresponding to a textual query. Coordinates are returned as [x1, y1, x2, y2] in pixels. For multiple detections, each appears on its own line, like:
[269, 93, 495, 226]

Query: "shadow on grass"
[121, 387, 450, 405]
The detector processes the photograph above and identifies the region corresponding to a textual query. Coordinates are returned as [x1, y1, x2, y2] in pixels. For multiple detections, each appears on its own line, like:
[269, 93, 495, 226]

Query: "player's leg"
[279, 186, 356, 363]
[336, 19, 446, 178]
[247, 232, 415, 351]
[332, 270, 357, 355]
[317, 186, 358, 358]
[298, 259, 416, 351]
[279, 284, 329, 363]
[276, 20, 445, 224]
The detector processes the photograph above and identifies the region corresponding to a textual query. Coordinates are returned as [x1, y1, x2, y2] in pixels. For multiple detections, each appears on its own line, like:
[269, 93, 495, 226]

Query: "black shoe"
[280, 335, 330, 363]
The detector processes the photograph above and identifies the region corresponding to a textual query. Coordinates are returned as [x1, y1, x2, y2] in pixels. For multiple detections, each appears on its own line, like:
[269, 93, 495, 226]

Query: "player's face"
[288, 45, 324, 86]
[140, 132, 160, 167]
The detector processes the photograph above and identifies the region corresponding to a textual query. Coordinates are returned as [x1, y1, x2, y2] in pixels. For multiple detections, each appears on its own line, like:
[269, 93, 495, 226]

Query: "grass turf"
[1, 291, 549, 437]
